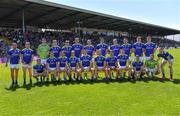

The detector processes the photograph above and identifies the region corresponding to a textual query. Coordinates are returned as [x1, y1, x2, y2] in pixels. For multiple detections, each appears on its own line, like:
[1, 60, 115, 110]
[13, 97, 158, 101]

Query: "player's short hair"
[36, 58, 41, 61]
[52, 39, 57, 42]
[124, 37, 128, 40]
[25, 41, 30, 44]
[71, 50, 75, 53]
[12, 42, 17, 44]
[42, 38, 46, 40]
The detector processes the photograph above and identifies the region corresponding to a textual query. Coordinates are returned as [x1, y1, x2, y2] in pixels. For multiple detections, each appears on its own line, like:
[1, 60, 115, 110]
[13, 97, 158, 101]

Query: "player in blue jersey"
[46, 51, 58, 82]
[133, 36, 145, 61]
[57, 50, 69, 82]
[132, 55, 144, 80]
[157, 47, 174, 80]
[106, 50, 118, 80]
[144, 36, 157, 60]
[6, 43, 21, 87]
[68, 50, 80, 81]
[94, 49, 107, 80]
[117, 48, 131, 80]
[84, 39, 95, 57]
[33, 58, 46, 82]
[96, 37, 108, 56]
[79, 49, 94, 81]
[21, 41, 34, 85]
[72, 37, 83, 58]
[50, 40, 61, 58]
[121, 38, 133, 60]
[62, 40, 72, 58]
[110, 39, 121, 57]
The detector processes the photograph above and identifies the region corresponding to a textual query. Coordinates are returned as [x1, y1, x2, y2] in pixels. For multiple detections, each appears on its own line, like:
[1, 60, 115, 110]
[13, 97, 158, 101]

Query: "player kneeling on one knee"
[57, 50, 68, 82]
[46, 51, 58, 82]
[79, 49, 94, 81]
[117, 48, 132, 80]
[106, 50, 119, 80]
[94, 49, 107, 80]
[145, 54, 160, 78]
[68, 50, 81, 81]
[132, 55, 144, 80]
[157, 47, 174, 80]
[33, 58, 46, 82]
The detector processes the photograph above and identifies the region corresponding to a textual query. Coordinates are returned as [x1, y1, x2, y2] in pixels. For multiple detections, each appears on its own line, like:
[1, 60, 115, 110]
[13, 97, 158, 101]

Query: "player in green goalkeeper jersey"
[37, 38, 50, 65]
[145, 54, 160, 77]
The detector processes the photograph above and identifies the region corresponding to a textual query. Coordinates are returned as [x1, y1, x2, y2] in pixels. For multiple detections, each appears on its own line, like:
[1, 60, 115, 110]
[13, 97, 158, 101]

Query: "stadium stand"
[0, 28, 179, 61]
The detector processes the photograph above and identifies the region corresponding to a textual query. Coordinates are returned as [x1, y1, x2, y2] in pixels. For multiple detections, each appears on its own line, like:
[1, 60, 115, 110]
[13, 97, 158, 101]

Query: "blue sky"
[46, 0, 180, 41]
[46, 0, 180, 29]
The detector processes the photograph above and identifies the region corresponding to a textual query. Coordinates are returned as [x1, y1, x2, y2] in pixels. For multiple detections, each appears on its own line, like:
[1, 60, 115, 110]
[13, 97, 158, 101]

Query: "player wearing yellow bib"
[145, 54, 160, 77]
[37, 38, 50, 65]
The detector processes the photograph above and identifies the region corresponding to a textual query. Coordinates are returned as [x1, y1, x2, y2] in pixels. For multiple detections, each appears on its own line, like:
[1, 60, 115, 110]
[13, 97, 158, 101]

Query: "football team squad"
[5, 36, 174, 87]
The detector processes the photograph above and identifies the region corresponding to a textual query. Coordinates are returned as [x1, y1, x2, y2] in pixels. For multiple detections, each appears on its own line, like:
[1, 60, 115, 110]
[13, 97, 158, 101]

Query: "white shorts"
[162, 59, 174, 64]
[48, 68, 56, 71]
[71, 67, 76, 71]
[22, 64, 32, 68]
[97, 66, 104, 70]
[120, 66, 127, 69]
[140, 57, 144, 61]
[10, 64, 20, 69]
[146, 57, 150, 60]
[135, 70, 141, 74]
[92, 58, 95, 62]
[41, 59, 47, 65]
[109, 66, 115, 69]
[84, 67, 90, 71]
[146, 68, 157, 73]
[129, 57, 132, 61]
[60, 67, 65, 71]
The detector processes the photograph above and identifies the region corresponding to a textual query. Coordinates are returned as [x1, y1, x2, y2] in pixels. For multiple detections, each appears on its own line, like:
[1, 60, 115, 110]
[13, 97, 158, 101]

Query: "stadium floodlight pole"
[77, 21, 82, 37]
[22, 9, 25, 40]
[128, 28, 132, 40]
[77, 21, 80, 36]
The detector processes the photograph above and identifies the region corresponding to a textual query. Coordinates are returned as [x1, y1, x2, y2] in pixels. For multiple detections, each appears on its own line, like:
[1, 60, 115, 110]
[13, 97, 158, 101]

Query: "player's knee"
[169, 65, 172, 69]
[161, 63, 164, 68]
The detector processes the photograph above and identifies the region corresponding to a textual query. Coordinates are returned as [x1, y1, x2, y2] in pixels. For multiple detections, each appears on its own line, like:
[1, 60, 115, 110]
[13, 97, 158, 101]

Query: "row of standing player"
[5, 36, 174, 86]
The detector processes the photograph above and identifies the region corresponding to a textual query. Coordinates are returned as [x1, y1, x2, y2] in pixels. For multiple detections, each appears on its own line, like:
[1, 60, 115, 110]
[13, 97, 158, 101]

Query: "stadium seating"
[0, 29, 179, 58]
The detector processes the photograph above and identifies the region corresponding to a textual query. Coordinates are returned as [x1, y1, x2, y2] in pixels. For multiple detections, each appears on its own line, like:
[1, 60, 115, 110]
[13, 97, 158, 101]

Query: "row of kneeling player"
[32, 49, 167, 83]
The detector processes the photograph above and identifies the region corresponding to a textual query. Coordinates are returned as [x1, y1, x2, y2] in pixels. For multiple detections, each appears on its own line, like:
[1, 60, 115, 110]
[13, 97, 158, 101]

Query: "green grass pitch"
[0, 49, 180, 116]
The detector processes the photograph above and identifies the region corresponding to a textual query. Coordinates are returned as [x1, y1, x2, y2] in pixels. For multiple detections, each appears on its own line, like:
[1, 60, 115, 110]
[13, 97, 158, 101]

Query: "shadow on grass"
[4, 77, 180, 91]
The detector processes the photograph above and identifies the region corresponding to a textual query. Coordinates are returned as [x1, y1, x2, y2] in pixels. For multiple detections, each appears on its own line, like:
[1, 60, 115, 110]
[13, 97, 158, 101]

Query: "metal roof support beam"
[82, 18, 110, 27]
[54, 15, 98, 27]
[96, 20, 127, 29]
[84, 20, 136, 29]
[109, 23, 138, 30]
[0, 3, 32, 21]
[26, 8, 60, 24]
[77, 15, 98, 22]
[43, 12, 81, 26]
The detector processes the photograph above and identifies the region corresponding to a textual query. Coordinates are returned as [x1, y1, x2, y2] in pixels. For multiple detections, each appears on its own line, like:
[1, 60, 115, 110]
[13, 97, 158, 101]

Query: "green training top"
[145, 60, 158, 69]
[37, 44, 50, 59]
